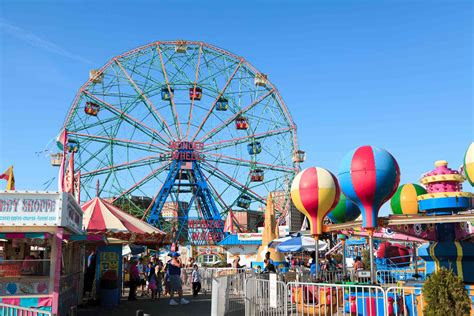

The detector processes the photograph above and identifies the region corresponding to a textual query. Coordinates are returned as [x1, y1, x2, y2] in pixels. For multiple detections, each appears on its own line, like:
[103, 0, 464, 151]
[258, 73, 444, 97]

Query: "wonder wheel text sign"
[169, 141, 205, 161]
[188, 219, 225, 245]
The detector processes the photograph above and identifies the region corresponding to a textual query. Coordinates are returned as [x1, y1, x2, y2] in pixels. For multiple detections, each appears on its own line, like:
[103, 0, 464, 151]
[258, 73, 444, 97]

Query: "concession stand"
[0, 191, 84, 315]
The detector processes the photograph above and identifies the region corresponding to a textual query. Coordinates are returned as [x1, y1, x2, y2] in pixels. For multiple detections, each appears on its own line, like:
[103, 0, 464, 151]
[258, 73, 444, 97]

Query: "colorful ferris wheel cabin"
[247, 142, 262, 155]
[254, 73, 268, 86]
[216, 97, 229, 111]
[161, 86, 174, 100]
[250, 169, 264, 182]
[67, 139, 79, 153]
[292, 150, 306, 163]
[84, 102, 100, 116]
[236, 116, 249, 130]
[189, 86, 203, 101]
[237, 195, 251, 209]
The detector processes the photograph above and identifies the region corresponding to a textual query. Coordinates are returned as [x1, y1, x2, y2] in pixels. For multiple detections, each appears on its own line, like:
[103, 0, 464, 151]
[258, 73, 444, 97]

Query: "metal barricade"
[287, 282, 385, 315]
[376, 269, 426, 284]
[245, 277, 287, 316]
[0, 303, 52, 316]
[385, 286, 424, 316]
[201, 267, 249, 294]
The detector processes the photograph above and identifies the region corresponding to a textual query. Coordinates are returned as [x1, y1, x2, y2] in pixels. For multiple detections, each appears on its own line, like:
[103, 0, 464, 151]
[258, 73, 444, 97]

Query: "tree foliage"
[422, 268, 471, 316]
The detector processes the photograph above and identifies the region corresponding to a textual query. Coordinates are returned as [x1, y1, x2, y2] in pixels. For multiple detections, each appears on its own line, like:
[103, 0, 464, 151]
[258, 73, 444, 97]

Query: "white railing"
[0, 303, 52, 316]
[245, 277, 287, 316]
[242, 277, 473, 316]
[385, 286, 424, 316]
[200, 267, 249, 294]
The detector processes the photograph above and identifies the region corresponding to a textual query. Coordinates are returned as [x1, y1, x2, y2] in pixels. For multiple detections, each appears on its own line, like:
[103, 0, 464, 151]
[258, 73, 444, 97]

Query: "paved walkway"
[78, 293, 212, 316]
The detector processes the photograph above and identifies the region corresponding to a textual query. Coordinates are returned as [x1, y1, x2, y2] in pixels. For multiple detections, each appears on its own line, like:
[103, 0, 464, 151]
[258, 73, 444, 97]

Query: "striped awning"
[81, 197, 169, 245]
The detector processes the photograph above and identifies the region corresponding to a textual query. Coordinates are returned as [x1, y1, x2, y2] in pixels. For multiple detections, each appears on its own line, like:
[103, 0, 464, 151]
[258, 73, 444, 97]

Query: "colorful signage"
[237, 233, 262, 241]
[0, 191, 83, 234]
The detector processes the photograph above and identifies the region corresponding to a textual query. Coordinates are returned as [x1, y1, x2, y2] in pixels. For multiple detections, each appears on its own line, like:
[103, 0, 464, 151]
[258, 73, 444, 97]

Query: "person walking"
[191, 264, 202, 297]
[137, 258, 147, 296]
[147, 261, 158, 300]
[167, 252, 189, 306]
[128, 258, 139, 301]
[155, 261, 164, 299]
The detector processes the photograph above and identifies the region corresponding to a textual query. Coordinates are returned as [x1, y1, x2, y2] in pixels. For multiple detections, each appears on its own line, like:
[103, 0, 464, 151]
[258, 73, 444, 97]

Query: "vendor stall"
[80, 197, 168, 306]
[0, 191, 84, 315]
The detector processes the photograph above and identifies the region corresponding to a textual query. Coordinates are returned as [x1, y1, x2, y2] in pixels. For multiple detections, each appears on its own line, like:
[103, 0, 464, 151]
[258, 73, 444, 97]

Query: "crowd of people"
[123, 253, 201, 306]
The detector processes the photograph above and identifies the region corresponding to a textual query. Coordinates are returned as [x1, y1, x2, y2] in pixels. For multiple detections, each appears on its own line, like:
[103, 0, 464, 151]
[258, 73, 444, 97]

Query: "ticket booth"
[0, 191, 84, 315]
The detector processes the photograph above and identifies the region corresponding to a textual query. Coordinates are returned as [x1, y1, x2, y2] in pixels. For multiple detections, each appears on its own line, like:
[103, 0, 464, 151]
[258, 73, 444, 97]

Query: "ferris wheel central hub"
[169, 141, 205, 161]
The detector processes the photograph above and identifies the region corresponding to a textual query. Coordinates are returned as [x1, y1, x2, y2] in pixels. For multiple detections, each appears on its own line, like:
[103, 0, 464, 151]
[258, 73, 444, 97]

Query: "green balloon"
[327, 193, 360, 224]
[390, 183, 427, 215]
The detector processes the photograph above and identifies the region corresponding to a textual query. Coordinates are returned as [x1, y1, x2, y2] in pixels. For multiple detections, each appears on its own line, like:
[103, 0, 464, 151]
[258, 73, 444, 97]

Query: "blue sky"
[0, 0, 472, 215]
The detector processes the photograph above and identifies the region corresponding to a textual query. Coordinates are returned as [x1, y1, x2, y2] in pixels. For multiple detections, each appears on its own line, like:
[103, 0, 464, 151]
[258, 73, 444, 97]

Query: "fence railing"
[242, 276, 474, 316]
[0, 303, 52, 316]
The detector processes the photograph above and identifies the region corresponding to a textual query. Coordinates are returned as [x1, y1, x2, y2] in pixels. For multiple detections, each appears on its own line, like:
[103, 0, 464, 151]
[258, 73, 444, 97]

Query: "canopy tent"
[270, 235, 328, 252]
[81, 197, 169, 245]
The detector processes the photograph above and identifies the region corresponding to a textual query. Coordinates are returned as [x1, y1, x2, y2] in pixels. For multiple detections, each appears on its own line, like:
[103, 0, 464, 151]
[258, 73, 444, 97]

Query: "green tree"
[422, 268, 471, 316]
[361, 249, 370, 270]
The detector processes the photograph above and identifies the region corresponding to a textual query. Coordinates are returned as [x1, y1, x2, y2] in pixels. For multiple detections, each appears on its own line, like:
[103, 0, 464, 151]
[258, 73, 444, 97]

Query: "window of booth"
[0, 238, 52, 296]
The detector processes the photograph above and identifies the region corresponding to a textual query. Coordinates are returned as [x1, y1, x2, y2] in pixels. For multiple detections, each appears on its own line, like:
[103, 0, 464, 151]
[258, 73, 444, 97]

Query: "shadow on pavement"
[78, 294, 212, 316]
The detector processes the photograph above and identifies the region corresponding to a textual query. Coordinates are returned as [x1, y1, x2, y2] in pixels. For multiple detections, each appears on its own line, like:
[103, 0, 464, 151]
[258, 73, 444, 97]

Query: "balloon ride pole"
[314, 235, 319, 279]
[341, 239, 347, 276]
[368, 228, 375, 284]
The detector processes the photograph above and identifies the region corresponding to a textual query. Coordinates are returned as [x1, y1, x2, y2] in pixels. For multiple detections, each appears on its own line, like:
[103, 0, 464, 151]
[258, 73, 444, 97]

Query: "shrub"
[361, 249, 370, 270]
[422, 268, 471, 316]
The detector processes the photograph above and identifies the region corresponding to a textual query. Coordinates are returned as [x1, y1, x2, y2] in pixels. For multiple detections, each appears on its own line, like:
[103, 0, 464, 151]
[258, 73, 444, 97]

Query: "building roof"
[218, 234, 262, 246]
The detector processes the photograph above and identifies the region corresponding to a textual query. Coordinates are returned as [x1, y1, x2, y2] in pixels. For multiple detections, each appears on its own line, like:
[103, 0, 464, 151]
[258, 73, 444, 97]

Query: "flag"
[64, 152, 75, 194]
[0, 166, 15, 190]
[57, 129, 68, 191]
[224, 209, 236, 234]
[56, 129, 67, 151]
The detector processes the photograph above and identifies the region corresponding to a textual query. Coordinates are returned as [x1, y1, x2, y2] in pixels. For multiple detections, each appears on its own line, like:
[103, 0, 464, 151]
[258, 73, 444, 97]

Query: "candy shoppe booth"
[0, 191, 84, 315]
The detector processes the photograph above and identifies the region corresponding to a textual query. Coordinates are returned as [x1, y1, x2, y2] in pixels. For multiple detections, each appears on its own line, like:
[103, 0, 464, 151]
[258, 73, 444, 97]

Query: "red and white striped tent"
[81, 197, 169, 245]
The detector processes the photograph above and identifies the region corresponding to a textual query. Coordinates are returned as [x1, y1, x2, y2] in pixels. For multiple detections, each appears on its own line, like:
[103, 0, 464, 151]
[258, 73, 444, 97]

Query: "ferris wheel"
[59, 40, 304, 242]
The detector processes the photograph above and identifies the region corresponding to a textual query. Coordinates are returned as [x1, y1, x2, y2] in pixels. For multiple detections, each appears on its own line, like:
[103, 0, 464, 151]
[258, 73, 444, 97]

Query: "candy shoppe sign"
[0, 191, 83, 233]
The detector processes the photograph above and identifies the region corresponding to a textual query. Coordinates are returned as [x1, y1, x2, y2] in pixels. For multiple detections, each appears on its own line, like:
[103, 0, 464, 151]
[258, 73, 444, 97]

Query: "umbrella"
[275, 236, 328, 252]
[81, 197, 169, 245]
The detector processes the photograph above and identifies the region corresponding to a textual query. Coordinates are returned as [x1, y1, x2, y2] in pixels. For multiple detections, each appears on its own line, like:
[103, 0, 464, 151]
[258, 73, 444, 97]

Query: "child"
[155, 262, 164, 298]
[191, 264, 202, 297]
[146, 262, 157, 300]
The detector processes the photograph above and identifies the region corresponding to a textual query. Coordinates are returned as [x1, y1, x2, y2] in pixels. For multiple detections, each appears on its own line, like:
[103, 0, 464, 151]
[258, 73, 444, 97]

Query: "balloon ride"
[291, 166, 340, 271]
[338, 145, 400, 282]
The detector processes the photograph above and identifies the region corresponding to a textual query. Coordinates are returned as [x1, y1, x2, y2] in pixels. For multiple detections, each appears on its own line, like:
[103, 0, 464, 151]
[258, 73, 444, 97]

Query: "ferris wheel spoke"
[204, 153, 297, 173]
[81, 155, 162, 178]
[203, 127, 292, 153]
[185, 44, 203, 140]
[157, 44, 182, 140]
[200, 161, 265, 204]
[114, 59, 176, 140]
[68, 131, 165, 154]
[82, 90, 169, 146]
[190, 59, 243, 142]
[197, 88, 275, 143]
[111, 161, 171, 203]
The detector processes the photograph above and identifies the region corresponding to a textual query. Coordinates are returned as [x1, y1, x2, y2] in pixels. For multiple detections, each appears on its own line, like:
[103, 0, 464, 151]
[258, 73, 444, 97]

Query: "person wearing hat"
[167, 252, 189, 306]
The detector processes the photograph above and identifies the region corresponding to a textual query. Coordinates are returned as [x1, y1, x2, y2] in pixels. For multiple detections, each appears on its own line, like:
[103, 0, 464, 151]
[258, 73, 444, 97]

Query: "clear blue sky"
[0, 1, 472, 215]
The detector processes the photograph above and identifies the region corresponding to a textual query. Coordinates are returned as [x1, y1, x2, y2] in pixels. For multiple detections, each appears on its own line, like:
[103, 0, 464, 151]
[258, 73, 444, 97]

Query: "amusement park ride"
[54, 40, 305, 245]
